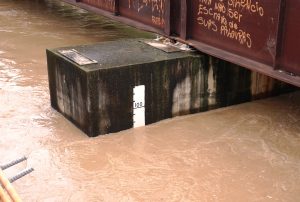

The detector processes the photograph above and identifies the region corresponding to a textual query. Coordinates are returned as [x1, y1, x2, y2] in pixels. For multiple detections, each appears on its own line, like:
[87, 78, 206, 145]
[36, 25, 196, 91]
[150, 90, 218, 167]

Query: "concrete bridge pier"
[47, 39, 294, 136]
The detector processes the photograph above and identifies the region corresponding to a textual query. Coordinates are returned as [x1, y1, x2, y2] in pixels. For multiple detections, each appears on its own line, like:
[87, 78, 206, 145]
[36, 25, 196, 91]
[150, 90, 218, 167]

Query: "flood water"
[0, 0, 300, 201]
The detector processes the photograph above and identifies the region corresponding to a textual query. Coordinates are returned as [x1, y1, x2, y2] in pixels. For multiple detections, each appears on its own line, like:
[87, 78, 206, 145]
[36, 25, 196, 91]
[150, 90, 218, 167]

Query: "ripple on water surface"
[0, 0, 300, 201]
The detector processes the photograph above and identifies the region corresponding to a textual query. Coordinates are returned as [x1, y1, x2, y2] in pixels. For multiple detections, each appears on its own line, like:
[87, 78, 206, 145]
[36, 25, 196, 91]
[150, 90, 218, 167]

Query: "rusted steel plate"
[119, 0, 166, 29]
[279, 0, 300, 75]
[188, 0, 281, 66]
[81, 0, 115, 12]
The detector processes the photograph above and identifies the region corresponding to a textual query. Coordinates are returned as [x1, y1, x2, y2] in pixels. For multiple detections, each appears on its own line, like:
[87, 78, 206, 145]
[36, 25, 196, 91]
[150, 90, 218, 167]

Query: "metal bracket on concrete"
[142, 36, 195, 53]
[58, 49, 97, 65]
[142, 39, 181, 53]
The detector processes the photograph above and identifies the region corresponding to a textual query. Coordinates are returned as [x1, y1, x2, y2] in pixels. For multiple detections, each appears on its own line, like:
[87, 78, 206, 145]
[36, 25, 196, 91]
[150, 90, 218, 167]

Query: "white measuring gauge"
[133, 85, 145, 128]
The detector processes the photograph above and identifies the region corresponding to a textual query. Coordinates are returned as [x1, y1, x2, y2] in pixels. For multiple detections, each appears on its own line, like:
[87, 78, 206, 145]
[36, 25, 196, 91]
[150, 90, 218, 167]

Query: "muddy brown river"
[0, 0, 300, 201]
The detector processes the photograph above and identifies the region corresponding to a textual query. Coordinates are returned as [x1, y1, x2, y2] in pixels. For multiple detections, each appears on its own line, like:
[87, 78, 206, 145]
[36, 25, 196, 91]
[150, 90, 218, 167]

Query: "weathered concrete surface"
[47, 40, 204, 136]
[47, 39, 295, 136]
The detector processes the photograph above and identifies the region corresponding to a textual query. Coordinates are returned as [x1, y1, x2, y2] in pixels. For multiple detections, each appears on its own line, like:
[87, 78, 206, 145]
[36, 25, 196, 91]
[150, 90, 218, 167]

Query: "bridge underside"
[62, 0, 300, 87]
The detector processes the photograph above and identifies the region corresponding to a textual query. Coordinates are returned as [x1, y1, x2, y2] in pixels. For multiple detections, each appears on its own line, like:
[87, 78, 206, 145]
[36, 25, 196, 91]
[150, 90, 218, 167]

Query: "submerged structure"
[47, 40, 294, 136]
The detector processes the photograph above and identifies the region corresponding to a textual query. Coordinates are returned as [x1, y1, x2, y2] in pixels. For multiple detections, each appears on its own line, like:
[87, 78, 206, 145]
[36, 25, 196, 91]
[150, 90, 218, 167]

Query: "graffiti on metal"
[189, 0, 280, 66]
[119, 0, 165, 28]
[65, 0, 300, 86]
[196, 0, 266, 48]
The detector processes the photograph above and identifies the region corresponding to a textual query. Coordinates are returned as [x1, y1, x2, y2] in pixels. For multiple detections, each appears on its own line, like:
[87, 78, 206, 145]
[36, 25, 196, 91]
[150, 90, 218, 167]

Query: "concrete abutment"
[47, 39, 294, 136]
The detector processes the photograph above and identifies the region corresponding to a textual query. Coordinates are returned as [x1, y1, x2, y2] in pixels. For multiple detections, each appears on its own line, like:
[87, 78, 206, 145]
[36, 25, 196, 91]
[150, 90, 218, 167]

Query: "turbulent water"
[0, 0, 300, 201]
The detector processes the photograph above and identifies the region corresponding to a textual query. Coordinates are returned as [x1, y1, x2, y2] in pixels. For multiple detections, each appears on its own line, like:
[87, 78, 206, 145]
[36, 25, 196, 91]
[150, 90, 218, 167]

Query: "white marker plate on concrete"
[58, 49, 97, 65]
[133, 85, 145, 128]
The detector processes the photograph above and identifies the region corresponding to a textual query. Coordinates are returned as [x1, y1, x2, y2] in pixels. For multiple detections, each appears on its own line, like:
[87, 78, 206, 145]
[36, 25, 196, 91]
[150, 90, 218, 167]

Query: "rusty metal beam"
[61, 0, 300, 88]
[180, 0, 187, 39]
[164, 0, 170, 35]
[63, 0, 165, 34]
[181, 38, 300, 87]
